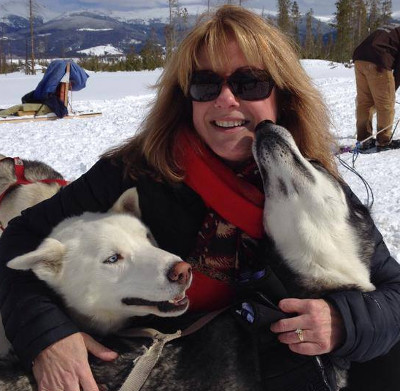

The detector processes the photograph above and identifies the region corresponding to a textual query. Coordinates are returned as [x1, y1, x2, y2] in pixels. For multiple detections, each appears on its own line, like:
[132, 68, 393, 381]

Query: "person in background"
[1, 5, 400, 391]
[353, 23, 400, 151]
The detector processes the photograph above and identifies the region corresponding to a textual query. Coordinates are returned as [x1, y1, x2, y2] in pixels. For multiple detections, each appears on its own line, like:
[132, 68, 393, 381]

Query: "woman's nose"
[214, 84, 240, 108]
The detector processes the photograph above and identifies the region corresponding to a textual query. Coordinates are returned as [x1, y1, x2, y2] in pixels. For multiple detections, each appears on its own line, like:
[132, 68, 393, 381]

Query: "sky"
[1, 0, 400, 20]
[1, 60, 400, 262]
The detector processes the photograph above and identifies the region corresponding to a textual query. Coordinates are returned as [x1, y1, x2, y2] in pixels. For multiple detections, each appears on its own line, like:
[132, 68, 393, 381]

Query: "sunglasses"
[189, 67, 275, 102]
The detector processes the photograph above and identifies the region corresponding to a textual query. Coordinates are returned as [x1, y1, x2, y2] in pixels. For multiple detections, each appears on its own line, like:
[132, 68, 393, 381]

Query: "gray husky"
[0, 154, 66, 233]
[0, 132, 376, 391]
[252, 120, 376, 389]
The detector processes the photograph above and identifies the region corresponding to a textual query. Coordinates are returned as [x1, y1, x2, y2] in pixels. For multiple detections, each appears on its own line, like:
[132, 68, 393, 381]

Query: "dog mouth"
[121, 294, 189, 313]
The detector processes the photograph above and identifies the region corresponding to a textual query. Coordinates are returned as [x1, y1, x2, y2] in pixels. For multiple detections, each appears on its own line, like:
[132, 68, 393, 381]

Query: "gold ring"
[295, 328, 304, 342]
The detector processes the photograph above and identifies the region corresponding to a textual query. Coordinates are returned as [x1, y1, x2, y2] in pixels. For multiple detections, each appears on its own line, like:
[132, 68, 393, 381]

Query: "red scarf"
[176, 130, 265, 311]
[176, 130, 264, 238]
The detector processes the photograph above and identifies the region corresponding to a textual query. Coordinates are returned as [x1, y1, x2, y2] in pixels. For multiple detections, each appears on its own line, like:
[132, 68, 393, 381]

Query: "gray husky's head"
[252, 120, 316, 198]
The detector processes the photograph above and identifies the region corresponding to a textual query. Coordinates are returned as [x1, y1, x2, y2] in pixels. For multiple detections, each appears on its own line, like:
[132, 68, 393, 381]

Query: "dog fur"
[0, 188, 191, 351]
[0, 147, 366, 391]
[0, 157, 194, 390]
[0, 159, 283, 391]
[0, 311, 265, 391]
[252, 120, 376, 389]
[0, 154, 65, 233]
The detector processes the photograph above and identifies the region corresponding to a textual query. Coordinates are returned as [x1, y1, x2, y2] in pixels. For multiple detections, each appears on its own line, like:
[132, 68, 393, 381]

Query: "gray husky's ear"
[7, 238, 65, 281]
[111, 188, 141, 218]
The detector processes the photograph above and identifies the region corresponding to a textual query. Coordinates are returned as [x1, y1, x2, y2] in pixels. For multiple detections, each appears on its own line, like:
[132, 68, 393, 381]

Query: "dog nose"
[168, 262, 192, 285]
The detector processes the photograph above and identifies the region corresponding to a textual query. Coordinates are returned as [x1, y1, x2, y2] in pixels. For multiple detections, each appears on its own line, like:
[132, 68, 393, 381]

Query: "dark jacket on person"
[353, 23, 400, 90]
[1, 157, 400, 374]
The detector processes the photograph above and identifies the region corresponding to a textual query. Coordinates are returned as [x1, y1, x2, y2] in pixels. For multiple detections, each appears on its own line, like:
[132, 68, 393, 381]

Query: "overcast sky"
[52, 0, 400, 18]
[1, 0, 400, 19]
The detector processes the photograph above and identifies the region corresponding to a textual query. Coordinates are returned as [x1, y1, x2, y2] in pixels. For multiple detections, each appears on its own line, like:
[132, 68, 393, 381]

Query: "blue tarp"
[21, 60, 89, 118]
[32, 60, 89, 101]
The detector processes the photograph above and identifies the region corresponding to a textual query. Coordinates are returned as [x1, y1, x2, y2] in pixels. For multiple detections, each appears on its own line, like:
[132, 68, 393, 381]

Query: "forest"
[0, 0, 394, 73]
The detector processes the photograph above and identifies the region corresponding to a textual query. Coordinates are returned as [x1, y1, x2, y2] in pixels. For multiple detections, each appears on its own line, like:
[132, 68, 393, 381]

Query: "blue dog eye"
[104, 254, 120, 264]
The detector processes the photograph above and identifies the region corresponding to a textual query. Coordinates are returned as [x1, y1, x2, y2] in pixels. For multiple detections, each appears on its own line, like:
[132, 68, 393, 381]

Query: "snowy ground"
[0, 60, 399, 261]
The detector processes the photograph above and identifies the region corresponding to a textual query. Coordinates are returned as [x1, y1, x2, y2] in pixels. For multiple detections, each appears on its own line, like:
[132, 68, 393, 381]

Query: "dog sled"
[0, 60, 101, 124]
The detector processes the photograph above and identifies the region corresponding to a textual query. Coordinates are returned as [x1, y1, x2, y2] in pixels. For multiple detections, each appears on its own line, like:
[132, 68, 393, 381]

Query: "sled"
[0, 111, 102, 124]
[337, 142, 400, 155]
[0, 60, 101, 124]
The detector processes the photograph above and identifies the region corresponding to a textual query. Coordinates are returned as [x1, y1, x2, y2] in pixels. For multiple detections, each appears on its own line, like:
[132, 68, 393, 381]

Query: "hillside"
[0, 6, 334, 58]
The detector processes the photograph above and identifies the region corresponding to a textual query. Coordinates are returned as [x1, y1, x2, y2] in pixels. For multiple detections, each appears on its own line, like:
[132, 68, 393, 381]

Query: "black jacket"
[353, 24, 400, 90]
[1, 157, 400, 370]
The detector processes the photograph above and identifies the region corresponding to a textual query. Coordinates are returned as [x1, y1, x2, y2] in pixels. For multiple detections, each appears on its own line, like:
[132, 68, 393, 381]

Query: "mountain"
[0, 10, 169, 58]
[0, 7, 334, 59]
[0, 0, 58, 23]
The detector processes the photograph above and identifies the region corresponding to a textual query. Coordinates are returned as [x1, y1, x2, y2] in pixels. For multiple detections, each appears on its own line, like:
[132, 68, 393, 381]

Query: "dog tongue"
[169, 295, 188, 306]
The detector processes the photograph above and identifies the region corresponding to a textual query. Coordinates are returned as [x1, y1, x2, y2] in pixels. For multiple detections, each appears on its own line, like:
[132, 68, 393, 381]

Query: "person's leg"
[355, 61, 375, 142]
[368, 67, 395, 146]
[345, 340, 400, 391]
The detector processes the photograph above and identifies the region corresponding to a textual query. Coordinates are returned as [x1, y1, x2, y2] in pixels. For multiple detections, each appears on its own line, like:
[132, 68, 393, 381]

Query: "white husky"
[0, 188, 192, 357]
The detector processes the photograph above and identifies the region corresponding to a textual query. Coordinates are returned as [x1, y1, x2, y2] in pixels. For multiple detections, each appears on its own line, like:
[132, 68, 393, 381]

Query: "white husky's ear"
[7, 238, 65, 281]
[111, 188, 141, 218]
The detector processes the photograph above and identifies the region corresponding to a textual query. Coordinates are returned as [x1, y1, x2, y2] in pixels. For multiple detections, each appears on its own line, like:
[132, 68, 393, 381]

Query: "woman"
[1, 5, 400, 391]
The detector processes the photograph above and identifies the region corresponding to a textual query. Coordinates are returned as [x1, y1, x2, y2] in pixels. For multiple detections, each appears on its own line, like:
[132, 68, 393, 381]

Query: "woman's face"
[192, 38, 278, 163]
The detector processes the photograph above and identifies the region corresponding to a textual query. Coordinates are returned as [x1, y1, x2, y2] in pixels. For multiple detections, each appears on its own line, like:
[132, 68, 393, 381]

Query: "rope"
[338, 117, 400, 156]
[334, 117, 400, 209]
[116, 308, 227, 391]
[117, 329, 182, 391]
[336, 154, 374, 209]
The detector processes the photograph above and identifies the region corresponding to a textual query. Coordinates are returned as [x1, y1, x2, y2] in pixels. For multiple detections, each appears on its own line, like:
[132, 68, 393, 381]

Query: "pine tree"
[368, 0, 381, 32]
[304, 9, 315, 58]
[324, 33, 335, 59]
[381, 0, 392, 25]
[141, 29, 164, 70]
[290, 1, 301, 45]
[333, 0, 354, 62]
[28, 0, 36, 75]
[175, 6, 189, 44]
[277, 0, 292, 35]
[353, 0, 368, 46]
[125, 45, 141, 71]
[315, 20, 323, 59]
[165, 0, 179, 59]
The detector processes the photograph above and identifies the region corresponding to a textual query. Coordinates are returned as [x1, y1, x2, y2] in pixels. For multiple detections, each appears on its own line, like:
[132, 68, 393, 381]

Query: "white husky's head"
[7, 189, 192, 333]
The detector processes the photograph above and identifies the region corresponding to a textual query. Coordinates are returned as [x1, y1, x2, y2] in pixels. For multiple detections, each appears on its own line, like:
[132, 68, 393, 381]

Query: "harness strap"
[0, 157, 68, 230]
[12, 157, 68, 187]
[116, 308, 227, 391]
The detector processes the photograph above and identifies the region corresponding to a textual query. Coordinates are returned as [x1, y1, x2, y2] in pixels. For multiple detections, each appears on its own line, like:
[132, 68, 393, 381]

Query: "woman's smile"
[192, 38, 278, 163]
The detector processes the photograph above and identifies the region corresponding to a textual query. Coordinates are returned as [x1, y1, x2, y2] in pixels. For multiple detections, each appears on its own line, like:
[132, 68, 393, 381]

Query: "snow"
[0, 0, 59, 22]
[77, 28, 114, 32]
[0, 60, 399, 262]
[77, 44, 123, 56]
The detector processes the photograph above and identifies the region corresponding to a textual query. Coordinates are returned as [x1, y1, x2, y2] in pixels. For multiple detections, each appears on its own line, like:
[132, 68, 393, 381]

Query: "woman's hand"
[32, 332, 118, 391]
[270, 298, 345, 355]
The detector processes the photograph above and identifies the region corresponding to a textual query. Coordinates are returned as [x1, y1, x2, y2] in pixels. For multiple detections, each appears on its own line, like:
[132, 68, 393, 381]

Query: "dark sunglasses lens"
[189, 71, 222, 102]
[189, 69, 274, 101]
[230, 70, 274, 100]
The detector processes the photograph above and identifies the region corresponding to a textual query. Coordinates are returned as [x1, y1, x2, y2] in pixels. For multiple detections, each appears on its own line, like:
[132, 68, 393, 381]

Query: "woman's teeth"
[214, 120, 246, 128]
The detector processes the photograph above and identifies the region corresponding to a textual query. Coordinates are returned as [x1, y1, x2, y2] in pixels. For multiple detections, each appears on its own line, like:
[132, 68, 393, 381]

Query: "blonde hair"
[105, 5, 338, 181]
